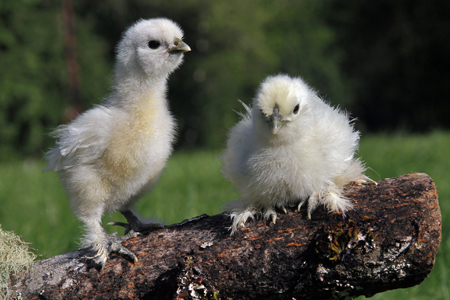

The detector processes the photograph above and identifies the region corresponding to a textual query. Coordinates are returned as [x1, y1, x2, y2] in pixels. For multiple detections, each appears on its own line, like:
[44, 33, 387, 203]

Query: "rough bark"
[8, 173, 441, 300]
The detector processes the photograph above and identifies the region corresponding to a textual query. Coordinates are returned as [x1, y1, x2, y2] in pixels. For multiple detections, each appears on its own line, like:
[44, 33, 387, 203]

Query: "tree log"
[8, 173, 441, 300]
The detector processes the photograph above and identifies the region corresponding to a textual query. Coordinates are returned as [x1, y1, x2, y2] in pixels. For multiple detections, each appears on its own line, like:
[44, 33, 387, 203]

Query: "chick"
[221, 74, 367, 234]
[44, 18, 190, 267]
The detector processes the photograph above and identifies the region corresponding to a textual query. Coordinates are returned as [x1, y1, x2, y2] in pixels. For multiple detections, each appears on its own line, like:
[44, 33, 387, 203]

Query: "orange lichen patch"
[201, 259, 218, 265]
[278, 225, 302, 233]
[155, 241, 168, 247]
[103, 262, 115, 270]
[390, 213, 418, 223]
[346, 193, 359, 198]
[217, 254, 228, 257]
[420, 202, 440, 210]
[176, 291, 189, 299]
[394, 202, 411, 208]
[248, 236, 263, 241]
[136, 251, 145, 257]
[265, 237, 284, 243]
[286, 242, 305, 247]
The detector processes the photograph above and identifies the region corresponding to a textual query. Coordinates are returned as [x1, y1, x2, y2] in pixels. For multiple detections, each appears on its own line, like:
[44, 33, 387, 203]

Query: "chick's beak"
[168, 38, 191, 54]
[269, 105, 288, 134]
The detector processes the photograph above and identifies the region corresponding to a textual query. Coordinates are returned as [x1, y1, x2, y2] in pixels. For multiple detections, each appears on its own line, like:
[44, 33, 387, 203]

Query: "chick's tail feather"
[43, 147, 64, 172]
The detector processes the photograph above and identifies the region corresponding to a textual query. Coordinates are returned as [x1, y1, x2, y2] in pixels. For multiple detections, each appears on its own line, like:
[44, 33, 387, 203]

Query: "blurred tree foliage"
[323, 0, 450, 132]
[0, 0, 110, 159]
[0, 0, 448, 159]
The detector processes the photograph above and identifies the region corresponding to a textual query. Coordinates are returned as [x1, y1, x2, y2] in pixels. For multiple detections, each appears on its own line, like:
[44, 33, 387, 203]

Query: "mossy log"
[8, 173, 441, 300]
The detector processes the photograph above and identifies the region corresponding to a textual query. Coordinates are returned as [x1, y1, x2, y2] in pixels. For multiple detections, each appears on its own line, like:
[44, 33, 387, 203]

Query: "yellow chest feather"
[100, 96, 161, 183]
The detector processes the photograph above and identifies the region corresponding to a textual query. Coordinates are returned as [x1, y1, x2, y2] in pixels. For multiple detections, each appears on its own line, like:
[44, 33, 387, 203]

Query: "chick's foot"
[87, 231, 138, 268]
[109, 209, 164, 234]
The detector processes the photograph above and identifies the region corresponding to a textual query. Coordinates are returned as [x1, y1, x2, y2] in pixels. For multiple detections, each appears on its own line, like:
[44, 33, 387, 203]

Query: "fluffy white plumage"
[221, 74, 367, 234]
[44, 18, 190, 267]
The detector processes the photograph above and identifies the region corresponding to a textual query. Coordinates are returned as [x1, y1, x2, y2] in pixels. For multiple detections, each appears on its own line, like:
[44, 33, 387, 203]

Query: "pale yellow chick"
[44, 18, 190, 267]
[222, 75, 367, 234]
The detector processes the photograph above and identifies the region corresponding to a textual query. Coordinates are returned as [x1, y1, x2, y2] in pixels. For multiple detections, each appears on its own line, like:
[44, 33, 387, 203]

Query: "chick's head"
[253, 75, 313, 138]
[115, 18, 191, 80]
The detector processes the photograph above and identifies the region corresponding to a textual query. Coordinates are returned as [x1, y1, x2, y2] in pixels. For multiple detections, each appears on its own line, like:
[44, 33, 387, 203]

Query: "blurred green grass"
[0, 132, 449, 299]
[0, 150, 239, 259]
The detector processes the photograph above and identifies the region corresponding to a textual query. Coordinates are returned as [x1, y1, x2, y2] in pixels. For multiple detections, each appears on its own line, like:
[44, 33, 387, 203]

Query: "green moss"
[316, 219, 360, 261]
[0, 225, 36, 298]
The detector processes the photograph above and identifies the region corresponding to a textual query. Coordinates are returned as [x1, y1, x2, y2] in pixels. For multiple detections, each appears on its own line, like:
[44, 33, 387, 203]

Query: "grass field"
[1, 131, 449, 299]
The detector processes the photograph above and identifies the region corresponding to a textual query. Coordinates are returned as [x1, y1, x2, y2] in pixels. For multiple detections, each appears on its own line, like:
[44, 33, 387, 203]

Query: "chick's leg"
[306, 185, 353, 219]
[109, 207, 164, 234]
[63, 167, 139, 267]
[81, 217, 138, 268]
[322, 182, 353, 214]
[306, 192, 321, 219]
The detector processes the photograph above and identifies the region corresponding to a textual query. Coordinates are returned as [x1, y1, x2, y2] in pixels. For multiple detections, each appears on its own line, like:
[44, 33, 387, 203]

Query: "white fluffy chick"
[221, 74, 367, 234]
[44, 18, 190, 267]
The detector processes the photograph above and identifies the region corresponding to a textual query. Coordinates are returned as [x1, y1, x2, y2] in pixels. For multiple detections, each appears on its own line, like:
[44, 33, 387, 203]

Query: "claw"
[263, 208, 277, 225]
[307, 202, 317, 219]
[85, 231, 139, 268]
[108, 221, 128, 228]
[306, 193, 320, 219]
[369, 178, 378, 185]
[281, 206, 287, 214]
[297, 199, 307, 211]
[110, 210, 164, 234]
[117, 230, 139, 242]
[110, 221, 163, 235]
[352, 175, 377, 186]
[110, 241, 138, 263]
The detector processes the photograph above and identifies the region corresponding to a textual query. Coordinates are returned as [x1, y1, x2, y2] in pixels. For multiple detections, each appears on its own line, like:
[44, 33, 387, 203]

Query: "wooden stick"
[8, 173, 441, 300]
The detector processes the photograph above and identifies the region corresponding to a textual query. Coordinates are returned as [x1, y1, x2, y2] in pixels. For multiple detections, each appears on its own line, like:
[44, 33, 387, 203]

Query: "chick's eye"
[148, 40, 161, 49]
[293, 104, 300, 114]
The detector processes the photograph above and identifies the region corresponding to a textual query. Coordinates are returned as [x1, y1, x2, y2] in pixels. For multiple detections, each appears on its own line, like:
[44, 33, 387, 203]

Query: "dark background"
[1, 0, 449, 159]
